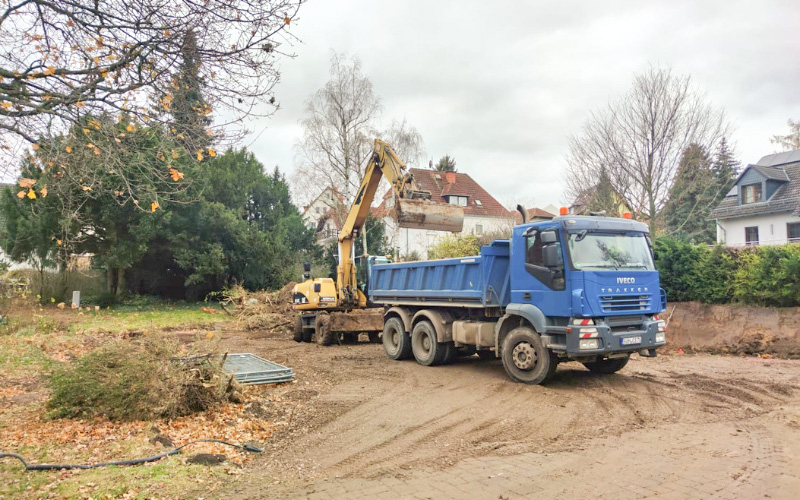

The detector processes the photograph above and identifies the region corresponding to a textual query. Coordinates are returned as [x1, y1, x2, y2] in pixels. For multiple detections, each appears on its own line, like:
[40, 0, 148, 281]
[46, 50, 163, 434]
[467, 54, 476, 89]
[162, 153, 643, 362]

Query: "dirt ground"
[200, 328, 800, 499]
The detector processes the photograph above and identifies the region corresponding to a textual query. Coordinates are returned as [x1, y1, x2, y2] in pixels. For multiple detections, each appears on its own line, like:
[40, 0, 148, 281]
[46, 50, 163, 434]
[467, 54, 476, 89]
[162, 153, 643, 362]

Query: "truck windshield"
[567, 232, 655, 270]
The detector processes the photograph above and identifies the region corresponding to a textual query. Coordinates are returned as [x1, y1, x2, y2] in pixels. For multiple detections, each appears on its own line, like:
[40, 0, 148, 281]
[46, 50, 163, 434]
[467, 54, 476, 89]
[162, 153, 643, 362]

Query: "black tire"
[301, 329, 313, 343]
[292, 315, 303, 343]
[476, 349, 495, 360]
[315, 313, 333, 346]
[500, 327, 556, 384]
[411, 320, 447, 366]
[442, 342, 459, 364]
[368, 332, 380, 343]
[382, 317, 412, 360]
[582, 355, 630, 374]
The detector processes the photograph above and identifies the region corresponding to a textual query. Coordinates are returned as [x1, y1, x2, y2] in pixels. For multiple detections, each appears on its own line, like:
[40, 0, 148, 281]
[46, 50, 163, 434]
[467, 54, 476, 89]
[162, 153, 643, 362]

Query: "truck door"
[511, 226, 572, 317]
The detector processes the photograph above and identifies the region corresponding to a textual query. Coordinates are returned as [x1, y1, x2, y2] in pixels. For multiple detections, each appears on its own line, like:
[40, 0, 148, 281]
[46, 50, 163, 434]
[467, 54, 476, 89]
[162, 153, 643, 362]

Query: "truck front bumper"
[560, 318, 666, 359]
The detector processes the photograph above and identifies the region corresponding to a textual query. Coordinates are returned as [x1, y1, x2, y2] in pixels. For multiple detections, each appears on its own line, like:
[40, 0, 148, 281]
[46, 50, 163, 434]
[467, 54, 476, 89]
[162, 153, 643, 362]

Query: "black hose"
[0, 439, 263, 471]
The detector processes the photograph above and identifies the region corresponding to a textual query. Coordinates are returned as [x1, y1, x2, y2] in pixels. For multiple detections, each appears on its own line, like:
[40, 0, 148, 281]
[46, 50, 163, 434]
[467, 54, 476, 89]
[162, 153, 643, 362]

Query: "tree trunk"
[116, 268, 126, 298]
[107, 268, 116, 295]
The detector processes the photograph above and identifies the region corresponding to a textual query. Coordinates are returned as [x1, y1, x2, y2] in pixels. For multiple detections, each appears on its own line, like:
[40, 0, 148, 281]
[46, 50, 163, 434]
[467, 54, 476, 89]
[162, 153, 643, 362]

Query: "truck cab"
[506, 215, 666, 363]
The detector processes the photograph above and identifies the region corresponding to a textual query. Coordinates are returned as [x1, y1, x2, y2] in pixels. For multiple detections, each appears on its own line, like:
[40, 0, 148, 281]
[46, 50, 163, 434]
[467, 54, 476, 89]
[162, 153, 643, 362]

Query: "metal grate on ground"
[222, 353, 295, 385]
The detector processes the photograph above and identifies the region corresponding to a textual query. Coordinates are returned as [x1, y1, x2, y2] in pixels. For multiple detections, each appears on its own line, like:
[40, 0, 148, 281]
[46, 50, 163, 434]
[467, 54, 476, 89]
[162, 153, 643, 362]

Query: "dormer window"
[447, 195, 467, 206]
[741, 183, 762, 204]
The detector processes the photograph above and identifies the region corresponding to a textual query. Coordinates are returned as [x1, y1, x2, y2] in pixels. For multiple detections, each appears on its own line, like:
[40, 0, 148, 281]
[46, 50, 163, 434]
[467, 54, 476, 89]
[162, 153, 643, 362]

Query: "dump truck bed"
[369, 240, 511, 308]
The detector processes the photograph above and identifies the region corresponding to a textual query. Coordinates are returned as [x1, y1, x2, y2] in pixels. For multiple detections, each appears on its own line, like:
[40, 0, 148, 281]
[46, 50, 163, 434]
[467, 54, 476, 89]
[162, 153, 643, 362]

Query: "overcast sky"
[243, 0, 800, 210]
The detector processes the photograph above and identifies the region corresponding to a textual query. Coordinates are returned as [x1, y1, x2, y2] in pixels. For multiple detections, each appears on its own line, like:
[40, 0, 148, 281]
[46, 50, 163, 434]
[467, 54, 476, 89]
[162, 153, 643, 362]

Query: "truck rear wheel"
[500, 327, 556, 384]
[315, 313, 333, 346]
[582, 355, 629, 374]
[382, 317, 412, 360]
[411, 320, 447, 366]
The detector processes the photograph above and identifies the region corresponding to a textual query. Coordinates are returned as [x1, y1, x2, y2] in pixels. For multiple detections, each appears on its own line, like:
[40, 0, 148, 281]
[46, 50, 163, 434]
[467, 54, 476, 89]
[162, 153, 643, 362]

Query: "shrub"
[427, 233, 481, 259]
[47, 334, 236, 421]
[733, 244, 800, 307]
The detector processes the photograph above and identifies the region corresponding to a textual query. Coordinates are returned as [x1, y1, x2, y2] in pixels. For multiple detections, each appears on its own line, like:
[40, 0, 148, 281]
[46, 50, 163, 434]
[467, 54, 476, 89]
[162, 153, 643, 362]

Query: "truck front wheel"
[315, 313, 333, 346]
[411, 320, 447, 366]
[501, 327, 557, 384]
[383, 317, 412, 360]
[582, 355, 629, 374]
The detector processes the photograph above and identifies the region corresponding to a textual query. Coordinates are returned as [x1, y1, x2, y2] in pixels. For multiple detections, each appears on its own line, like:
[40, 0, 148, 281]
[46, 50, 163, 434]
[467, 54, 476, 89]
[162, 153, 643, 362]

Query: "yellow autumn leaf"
[169, 168, 184, 181]
[16, 190, 25, 199]
[176, 133, 185, 140]
[26, 189, 36, 199]
[114, 137, 121, 143]
[65, 146, 72, 153]
[133, 199, 139, 205]
[151, 201, 159, 212]
[93, 147, 101, 156]
[164, 29, 171, 37]
[82, 185, 92, 191]
[196, 151, 203, 161]
[32, 143, 39, 151]
[83, 128, 90, 134]
[208, 148, 216, 157]
[75, 101, 84, 108]
[126, 123, 135, 132]
[44, 66, 56, 76]
[56, 239, 62, 246]
[171, 150, 179, 159]
[18, 178, 36, 189]
[284, 15, 291, 25]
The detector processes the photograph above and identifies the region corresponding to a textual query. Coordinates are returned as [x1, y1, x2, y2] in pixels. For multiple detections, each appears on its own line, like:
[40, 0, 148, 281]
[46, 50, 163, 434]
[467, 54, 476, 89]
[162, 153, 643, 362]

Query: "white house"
[376, 169, 515, 259]
[301, 187, 346, 247]
[710, 149, 800, 246]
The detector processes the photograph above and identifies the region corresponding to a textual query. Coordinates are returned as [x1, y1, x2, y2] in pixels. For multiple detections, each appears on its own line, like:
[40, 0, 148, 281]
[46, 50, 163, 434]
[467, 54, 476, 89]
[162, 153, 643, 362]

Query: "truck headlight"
[655, 332, 666, 343]
[579, 339, 600, 350]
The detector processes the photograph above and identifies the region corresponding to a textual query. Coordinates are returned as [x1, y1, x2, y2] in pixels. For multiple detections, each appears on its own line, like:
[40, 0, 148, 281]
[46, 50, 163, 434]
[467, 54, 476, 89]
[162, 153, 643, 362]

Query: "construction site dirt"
[211, 328, 800, 499]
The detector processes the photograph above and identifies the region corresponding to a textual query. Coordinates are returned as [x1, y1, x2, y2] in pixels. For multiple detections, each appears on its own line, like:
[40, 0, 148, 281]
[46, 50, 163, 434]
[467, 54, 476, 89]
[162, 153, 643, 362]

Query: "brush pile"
[222, 282, 297, 332]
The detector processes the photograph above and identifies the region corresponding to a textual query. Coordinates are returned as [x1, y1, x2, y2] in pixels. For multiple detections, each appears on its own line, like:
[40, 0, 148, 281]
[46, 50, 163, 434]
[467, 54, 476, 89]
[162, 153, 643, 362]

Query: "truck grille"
[600, 294, 651, 312]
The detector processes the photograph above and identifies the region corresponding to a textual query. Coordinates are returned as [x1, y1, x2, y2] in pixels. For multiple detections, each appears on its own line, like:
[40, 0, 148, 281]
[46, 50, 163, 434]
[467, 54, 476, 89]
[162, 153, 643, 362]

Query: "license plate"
[621, 336, 642, 346]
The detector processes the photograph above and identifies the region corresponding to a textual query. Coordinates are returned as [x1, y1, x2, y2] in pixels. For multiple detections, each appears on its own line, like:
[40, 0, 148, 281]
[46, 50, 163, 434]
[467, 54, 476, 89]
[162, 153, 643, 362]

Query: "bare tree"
[771, 119, 800, 152]
[0, 0, 303, 175]
[383, 118, 425, 167]
[293, 53, 382, 207]
[565, 66, 729, 234]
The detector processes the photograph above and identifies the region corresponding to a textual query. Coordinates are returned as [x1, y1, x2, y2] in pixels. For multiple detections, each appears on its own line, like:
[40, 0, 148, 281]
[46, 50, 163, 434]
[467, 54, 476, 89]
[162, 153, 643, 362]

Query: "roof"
[513, 207, 555, 223]
[757, 150, 800, 167]
[710, 158, 800, 220]
[376, 169, 513, 219]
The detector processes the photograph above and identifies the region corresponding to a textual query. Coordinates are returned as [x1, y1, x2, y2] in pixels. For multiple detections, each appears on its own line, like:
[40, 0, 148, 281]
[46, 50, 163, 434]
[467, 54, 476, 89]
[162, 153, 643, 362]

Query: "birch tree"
[565, 66, 730, 234]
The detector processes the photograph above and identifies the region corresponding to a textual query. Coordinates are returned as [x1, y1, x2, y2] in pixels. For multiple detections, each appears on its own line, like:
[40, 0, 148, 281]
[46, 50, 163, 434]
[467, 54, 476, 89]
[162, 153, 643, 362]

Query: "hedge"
[653, 237, 800, 307]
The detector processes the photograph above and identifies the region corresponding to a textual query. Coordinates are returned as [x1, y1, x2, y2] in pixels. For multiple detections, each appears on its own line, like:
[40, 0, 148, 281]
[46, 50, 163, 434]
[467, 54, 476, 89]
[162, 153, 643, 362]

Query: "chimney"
[445, 171, 456, 184]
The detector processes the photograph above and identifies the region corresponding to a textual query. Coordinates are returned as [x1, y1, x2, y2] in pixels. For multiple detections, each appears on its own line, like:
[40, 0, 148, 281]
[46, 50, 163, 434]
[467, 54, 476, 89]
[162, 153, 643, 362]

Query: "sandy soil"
[208, 328, 800, 499]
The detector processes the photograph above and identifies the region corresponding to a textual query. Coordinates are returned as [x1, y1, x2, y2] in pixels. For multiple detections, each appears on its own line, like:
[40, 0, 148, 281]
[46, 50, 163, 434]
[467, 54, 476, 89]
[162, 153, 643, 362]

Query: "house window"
[788, 223, 800, 243]
[741, 183, 762, 204]
[447, 195, 467, 206]
[475, 224, 483, 235]
[745, 226, 759, 245]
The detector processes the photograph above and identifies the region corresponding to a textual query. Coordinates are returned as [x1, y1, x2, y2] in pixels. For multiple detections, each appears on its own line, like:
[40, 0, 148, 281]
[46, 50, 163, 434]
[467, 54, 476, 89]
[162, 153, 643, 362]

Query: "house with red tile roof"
[376, 169, 515, 259]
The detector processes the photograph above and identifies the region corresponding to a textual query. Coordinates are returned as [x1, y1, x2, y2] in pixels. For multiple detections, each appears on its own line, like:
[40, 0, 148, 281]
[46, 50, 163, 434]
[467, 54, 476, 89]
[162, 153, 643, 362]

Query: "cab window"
[525, 229, 565, 290]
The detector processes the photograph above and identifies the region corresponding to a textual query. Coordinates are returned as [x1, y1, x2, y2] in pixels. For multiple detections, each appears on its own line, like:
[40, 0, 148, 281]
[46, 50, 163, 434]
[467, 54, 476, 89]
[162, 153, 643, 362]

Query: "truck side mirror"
[542, 245, 560, 268]
[540, 231, 557, 244]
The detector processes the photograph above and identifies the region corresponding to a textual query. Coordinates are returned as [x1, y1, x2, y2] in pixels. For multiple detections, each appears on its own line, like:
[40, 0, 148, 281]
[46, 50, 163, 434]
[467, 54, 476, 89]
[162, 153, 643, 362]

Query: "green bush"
[47, 334, 235, 421]
[733, 244, 800, 307]
[427, 233, 481, 259]
[654, 237, 800, 307]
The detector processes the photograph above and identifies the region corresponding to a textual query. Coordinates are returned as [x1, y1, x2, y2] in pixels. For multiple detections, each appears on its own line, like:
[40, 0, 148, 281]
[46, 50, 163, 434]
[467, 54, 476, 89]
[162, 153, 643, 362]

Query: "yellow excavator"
[292, 139, 465, 345]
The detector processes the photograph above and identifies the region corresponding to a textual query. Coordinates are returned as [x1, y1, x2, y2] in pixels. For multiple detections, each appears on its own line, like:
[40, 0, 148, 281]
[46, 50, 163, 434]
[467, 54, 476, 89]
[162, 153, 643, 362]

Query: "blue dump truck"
[368, 214, 668, 384]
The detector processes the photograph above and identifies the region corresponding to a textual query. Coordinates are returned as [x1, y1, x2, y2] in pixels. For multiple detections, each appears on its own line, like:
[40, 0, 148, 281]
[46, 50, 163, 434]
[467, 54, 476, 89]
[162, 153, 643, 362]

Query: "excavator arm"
[336, 139, 464, 307]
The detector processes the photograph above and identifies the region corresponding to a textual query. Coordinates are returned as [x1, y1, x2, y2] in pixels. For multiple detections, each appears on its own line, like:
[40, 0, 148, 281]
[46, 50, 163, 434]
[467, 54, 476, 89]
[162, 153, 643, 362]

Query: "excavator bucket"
[393, 198, 465, 232]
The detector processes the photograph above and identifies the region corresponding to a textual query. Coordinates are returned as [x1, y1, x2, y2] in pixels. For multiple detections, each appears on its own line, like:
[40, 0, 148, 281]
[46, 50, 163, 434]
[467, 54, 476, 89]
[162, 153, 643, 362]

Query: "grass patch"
[71, 301, 231, 334]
